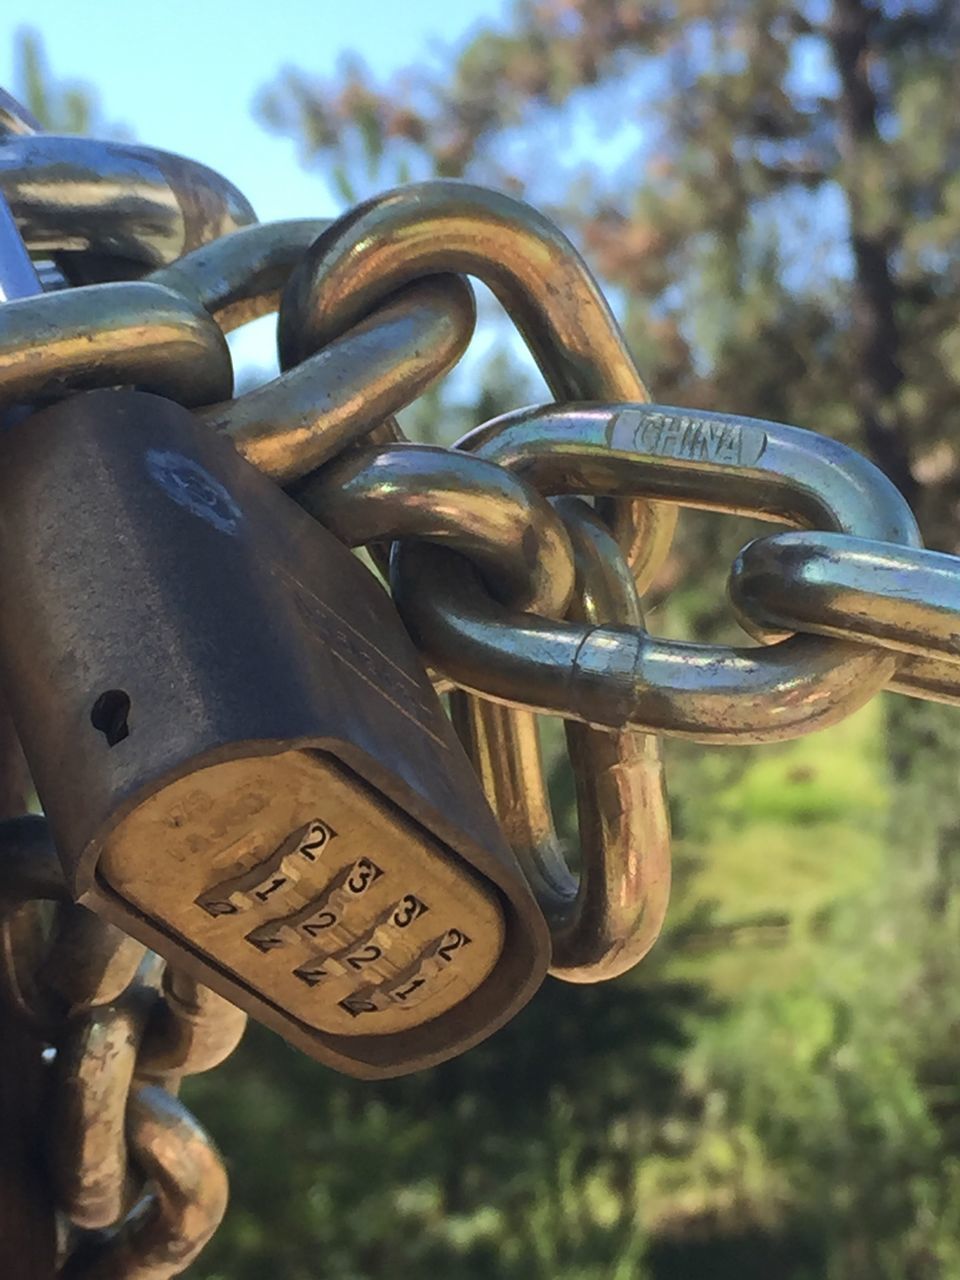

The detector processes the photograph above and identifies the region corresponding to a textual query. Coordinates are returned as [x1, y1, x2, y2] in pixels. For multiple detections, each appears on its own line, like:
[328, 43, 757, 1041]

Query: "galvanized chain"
[0, 95, 958, 1277]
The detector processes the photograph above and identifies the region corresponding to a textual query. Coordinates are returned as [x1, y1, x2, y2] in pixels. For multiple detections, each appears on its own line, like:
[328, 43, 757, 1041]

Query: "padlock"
[0, 387, 549, 1078]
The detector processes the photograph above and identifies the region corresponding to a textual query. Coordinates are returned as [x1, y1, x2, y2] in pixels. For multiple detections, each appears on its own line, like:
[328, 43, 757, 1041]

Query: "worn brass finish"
[137, 968, 247, 1080]
[64, 1085, 229, 1280]
[0, 389, 547, 1078]
[149, 218, 328, 330]
[51, 978, 159, 1230]
[0, 281, 232, 407]
[297, 442, 574, 617]
[0, 135, 256, 268]
[391, 403, 921, 742]
[102, 752, 505, 1039]
[205, 279, 477, 483]
[453, 498, 671, 981]
[276, 180, 675, 589]
[39, 908, 146, 1017]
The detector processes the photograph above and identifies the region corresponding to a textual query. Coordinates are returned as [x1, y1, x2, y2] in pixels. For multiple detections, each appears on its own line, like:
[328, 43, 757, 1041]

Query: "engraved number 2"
[437, 929, 471, 963]
[301, 909, 338, 936]
[347, 944, 383, 971]
[298, 821, 331, 863]
[339, 996, 379, 1017]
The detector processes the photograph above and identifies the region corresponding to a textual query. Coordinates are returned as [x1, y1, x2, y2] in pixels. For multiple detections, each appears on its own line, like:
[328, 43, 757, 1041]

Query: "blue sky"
[0, 1, 508, 221]
[0, 1, 511, 377]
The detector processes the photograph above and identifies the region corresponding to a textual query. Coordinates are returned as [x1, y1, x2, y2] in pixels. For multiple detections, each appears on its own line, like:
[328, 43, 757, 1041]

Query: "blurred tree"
[11, 26, 125, 137]
[255, 3, 960, 1277]
[7, 11, 960, 1280]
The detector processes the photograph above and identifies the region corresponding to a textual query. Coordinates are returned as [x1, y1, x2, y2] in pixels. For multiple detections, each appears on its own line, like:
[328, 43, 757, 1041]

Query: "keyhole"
[90, 690, 131, 746]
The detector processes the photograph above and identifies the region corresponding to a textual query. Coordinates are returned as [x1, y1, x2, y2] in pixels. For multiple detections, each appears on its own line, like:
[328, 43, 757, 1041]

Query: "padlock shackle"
[0, 135, 256, 271]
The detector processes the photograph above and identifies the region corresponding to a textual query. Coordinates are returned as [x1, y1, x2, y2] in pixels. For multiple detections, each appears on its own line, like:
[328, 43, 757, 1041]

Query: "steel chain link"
[0, 95, 957, 1275]
[0, 820, 239, 1277]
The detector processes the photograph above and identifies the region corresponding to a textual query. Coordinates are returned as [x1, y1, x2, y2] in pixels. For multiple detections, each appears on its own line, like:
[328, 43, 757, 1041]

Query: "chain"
[0, 98, 958, 1276]
[0, 819, 242, 1277]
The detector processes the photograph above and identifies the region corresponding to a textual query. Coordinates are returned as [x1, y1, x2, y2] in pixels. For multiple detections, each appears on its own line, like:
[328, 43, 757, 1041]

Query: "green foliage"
[186, 694, 960, 1279]
[20, 5, 960, 1277]
[12, 27, 126, 138]
[248, 4, 960, 1275]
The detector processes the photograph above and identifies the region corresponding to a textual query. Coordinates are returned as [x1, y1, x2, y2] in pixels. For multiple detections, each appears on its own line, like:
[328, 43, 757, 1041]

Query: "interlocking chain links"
[390, 403, 921, 743]
[0, 135, 256, 271]
[0, 145, 241, 1278]
[38, 912, 147, 1029]
[212, 276, 474, 482]
[0, 820, 240, 1278]
[148, 218, 328, 330]
[144, 218, 479, 485]
[731, 531, 960, 704]
[298, 449, 670, 977]
[60, 1086, 230, 1280]
[274, 185, 679, 975]
[4, 95, 959, 1274]
[52, 967, 163, 1231]
[137, 969, 249, 1082]
[275, 179, 675, 592]
[0, 188, 231, 408]
[297, 442, 574, 616]
[450, 497, 671, 981]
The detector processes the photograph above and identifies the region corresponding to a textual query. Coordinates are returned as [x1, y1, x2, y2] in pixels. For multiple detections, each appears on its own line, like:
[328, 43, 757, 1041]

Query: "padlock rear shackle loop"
[0, 134, 256, 271]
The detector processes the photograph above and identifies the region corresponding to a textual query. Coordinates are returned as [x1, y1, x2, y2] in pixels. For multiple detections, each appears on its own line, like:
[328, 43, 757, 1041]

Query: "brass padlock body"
[0, 389, 548, 1078]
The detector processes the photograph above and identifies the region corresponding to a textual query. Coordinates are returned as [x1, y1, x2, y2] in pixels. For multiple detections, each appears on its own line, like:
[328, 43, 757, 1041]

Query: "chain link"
[0, 822, 239, 1276]
[0, 89, 959, 1276]
[731, 530, 960, 703]
[275, 179, 675, 590]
